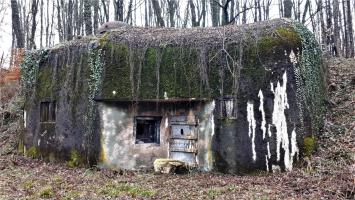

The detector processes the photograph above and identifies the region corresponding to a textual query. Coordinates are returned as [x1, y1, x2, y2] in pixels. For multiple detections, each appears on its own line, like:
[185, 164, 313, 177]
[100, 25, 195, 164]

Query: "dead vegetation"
[0, 57, 354, 199]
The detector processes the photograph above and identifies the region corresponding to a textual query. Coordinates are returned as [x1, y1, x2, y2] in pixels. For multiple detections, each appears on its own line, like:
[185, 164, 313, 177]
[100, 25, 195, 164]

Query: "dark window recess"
[135, 117, 161, 144]
[40, 101, 56, 122]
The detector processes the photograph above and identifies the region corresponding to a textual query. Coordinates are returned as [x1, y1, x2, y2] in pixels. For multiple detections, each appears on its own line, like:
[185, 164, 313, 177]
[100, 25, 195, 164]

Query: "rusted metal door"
[169, 116, 198, 165]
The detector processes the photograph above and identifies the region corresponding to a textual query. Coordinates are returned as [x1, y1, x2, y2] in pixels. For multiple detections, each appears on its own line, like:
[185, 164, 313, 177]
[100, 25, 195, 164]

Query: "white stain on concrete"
[270, 71, 298, 171]
[289, 128, 299, 170]
[289, 50, 298, 65]
[198, 100, 215, 171]
[267, 124, 272, 137]
[165, 117, 168, 128]
[272, 164, 281, 173]
[258, 90, 266, 139]
[225, 99, 234, 118]
[247, 101, 256, 161]
[23, 110, 27, 128]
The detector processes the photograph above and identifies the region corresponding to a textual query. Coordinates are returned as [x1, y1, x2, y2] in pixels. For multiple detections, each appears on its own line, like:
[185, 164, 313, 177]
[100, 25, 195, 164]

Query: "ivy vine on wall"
[293, 22, 326, 135]
[20, 49, 49, 102]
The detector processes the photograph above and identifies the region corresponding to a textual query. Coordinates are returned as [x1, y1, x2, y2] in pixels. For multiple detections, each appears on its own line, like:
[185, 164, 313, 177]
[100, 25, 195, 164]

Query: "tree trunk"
[343, 1, 349, 57]
[67, 0, 73, 40]
[125, 0, 133, 24]
[114, 0, 124, 21]
[242, 1, 247, 24]
[84, 0, 92, 35]
[40, 0, 43, 48]
[101, 0, 109, 22]
[283, 0, 292, 18]
[346, 0, 354, 57]
[93, 0, 99, 33]
[29, 0, 38, 49]
[190, 0, 198, 27]
[167, 0, 176, 27]
[333, 0, 341, 56]
[11, 0, 24, 48]
[230, 0, 234, 23]
[45, 0, 49, 47]
[210, 0, 220, 27]
[301, 0, 310, 24]
[254, 0, 257, 22]
[57, 0, 63, 41]
[319, 0, 327, 48]
[201, 0, 206, 27]
[151, 0, 165, 27]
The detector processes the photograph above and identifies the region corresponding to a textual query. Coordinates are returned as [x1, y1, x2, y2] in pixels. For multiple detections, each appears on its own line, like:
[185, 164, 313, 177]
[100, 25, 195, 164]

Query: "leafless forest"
[1, 0, 355, 60]
[0, 1, 354, 199]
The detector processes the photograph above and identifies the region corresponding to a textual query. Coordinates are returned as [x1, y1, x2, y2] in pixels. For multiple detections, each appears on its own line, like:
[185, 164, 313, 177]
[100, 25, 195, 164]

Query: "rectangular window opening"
[40, 101, 56, 122]
[135, 117, 161, 144]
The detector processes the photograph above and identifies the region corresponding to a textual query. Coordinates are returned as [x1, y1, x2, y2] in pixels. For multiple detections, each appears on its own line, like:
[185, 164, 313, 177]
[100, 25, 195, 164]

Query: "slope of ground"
[0, 57, 353, 199]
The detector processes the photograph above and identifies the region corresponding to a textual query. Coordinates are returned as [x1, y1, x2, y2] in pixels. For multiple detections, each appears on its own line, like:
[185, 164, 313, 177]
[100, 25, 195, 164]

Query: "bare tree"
[151, 0, 165, 27]
[11, 0, 24, 48]
[57, 0, 63, 41]
[101, 0, 110, 22]
[125, 0, 133, 24]
[333, 0, 341, 56]
[113, 0, 124, 21]
[346, 0, 354, 57]
[93, 0, 99, 33]
[84, 0, 92, 35]
[66, 0, 74, 40]
[210, 0, 220, 26]
[284, 0, 293, 18]
[190, 0, 199, 26]
[167, 0, 177, 27]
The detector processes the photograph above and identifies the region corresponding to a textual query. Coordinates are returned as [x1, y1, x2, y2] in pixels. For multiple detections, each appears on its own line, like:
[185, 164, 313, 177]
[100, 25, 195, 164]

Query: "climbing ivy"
[88, 47, 104, 101]
[20, 49, 49, 101]
[292, 22, 326, 135]
[84, 44, 104, 164]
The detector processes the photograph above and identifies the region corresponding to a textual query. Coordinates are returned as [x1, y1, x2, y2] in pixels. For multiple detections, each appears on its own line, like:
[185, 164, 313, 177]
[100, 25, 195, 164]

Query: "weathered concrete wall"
[22, 47, 93, 162]
[212, 59, 301, 173]
[21, 19, 325, 173]
[98, 101, 215, 170]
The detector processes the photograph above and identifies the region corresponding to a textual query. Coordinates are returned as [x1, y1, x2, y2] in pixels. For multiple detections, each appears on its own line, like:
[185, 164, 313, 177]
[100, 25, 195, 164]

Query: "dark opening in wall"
[40, 101, 56, 122]
[135, 117, 161, 144]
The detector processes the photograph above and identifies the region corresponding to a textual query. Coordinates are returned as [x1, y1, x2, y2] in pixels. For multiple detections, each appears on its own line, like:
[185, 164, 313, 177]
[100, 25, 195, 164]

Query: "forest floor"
[0, 57, 354, 199]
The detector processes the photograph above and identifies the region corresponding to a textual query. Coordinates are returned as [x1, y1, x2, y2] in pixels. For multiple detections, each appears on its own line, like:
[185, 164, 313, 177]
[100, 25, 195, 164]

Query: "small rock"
[153, 158, 188, 174]
[328, 83, 337, 92]
[351, 76, 355, 86]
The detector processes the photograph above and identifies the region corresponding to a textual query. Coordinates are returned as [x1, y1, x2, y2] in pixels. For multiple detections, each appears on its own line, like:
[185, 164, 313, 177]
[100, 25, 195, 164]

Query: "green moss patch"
[99, 183, 156, 198]
[26, 146, 39, 158]
[303, 136, 316, 156]
[66, 149, 85, 168]
[38, 186, 54, 198]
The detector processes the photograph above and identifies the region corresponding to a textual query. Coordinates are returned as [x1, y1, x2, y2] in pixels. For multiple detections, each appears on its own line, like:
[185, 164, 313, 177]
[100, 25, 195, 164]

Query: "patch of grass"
[26, 146, 38, 158]
[206, 184, 239, 199]
[66, 149, 84, 168]
[22, 180, 34, 190]
[99, 183, 156, 198]
[62, 191, 80, 200]
[206, 187, 224, 199]
[303, 136, 316, 156]
[38, 186, 54, 198]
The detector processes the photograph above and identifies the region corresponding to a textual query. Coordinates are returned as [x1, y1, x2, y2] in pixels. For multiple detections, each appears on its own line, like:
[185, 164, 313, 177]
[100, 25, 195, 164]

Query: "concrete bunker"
[21, 19, 326, 173]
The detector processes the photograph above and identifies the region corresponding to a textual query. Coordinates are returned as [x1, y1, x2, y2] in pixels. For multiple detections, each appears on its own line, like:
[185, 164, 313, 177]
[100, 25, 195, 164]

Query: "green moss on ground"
[67, 149, 85, 168]
[303, 136, 316, 156]
[99, 183, 156, 198]
[26, 146, 39, 158]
